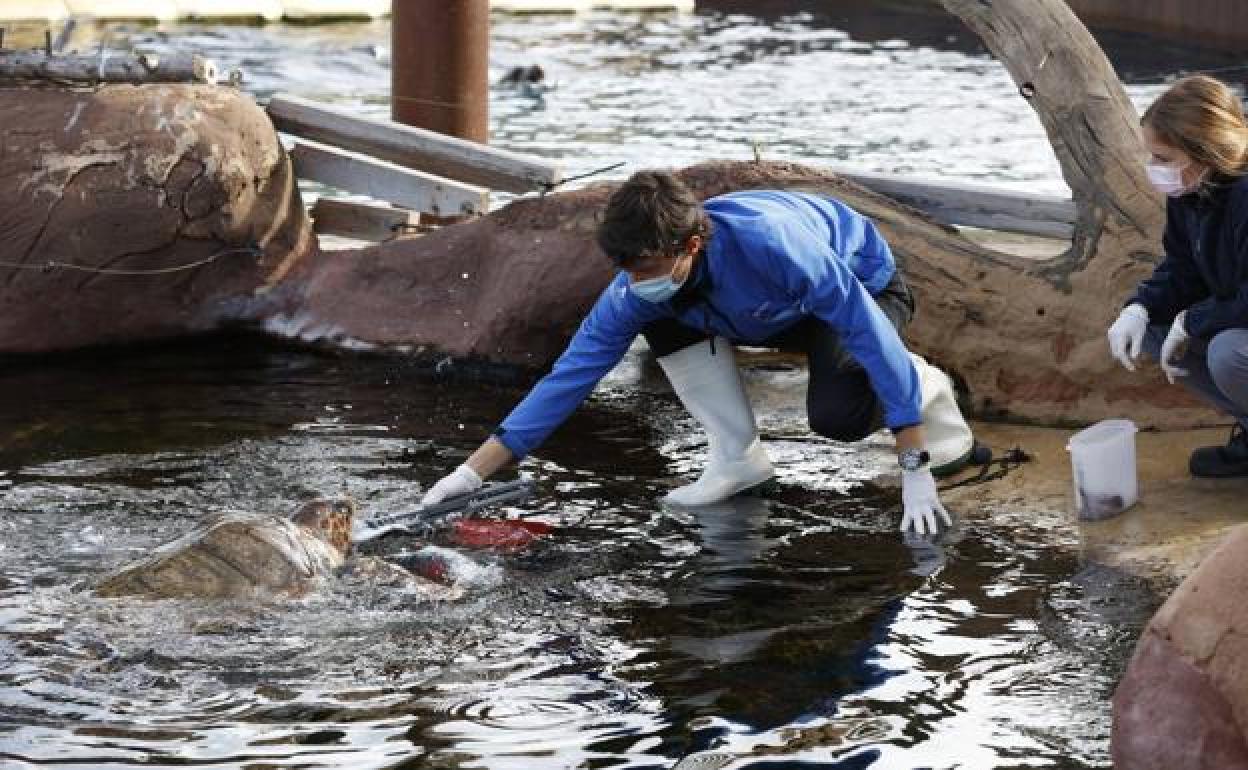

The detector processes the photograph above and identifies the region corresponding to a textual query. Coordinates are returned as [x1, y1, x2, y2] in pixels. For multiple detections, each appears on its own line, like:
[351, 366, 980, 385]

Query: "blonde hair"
[1142, 75, 1248, 178]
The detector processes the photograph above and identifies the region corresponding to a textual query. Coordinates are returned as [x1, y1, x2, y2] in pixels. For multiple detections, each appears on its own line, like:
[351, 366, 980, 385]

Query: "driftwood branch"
[833, 168, 1076, 239]
[0, 51, 219, 85]
[267, 93, 563, 194]
[290, 139, 490, 217]
[273, 0, 1188, 427]
[940, 0, 1159, 276]
[310, 199, 421, 242]
[883, 0, 1186, 426]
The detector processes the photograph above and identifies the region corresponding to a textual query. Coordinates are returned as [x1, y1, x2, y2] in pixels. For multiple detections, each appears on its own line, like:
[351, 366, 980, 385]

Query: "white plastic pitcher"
[1066, 419, 1139, 521]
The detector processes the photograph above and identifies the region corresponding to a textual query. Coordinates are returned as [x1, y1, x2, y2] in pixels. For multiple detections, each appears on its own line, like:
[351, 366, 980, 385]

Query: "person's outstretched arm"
[420, 436, 515, 506]
[419, 274, 655, 507]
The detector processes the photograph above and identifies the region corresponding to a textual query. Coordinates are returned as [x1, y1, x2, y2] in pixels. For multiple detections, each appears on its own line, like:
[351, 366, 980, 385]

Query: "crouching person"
[422, 170, 976, 535]
[1107, 75, 1248, 477]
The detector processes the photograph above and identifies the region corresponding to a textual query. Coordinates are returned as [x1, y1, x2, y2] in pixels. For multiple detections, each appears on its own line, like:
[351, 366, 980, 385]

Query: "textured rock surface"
[1, 85, 1212, 431]
[259, 180, 618, 370]
[0, 84, 311, 353]
[1112, 524, 1248, 769]
[263, 158, 1212, 429]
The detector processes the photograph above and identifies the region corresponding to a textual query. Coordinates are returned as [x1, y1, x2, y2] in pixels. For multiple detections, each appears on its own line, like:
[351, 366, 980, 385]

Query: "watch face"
[900, 449, 929, 471]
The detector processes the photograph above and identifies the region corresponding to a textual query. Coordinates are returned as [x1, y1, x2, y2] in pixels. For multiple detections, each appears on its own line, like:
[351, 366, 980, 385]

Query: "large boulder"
[258, 181, 616, 370]
[0, 84, 311, 353]
[1113, 524, 1248, 769]
[0, 82, 1211, 431]
[254, 161, 906, 374]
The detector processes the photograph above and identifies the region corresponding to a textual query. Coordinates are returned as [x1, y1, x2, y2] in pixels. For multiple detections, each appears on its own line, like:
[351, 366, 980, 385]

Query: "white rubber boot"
[910, 352, 975, 476]
[658, 338, 775, 505]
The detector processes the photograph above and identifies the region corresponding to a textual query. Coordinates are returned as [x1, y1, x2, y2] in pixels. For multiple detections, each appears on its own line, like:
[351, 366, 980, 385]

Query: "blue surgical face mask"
[631, 273, 684, 303]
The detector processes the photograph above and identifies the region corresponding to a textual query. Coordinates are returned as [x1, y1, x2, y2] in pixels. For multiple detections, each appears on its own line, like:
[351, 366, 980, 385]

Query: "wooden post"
[391, 0, 489, 144]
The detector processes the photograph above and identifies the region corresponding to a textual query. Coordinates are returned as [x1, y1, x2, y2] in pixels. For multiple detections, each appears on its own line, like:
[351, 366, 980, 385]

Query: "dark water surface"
[1, 4, 1221, 767]
[0, 339, 1155, 769]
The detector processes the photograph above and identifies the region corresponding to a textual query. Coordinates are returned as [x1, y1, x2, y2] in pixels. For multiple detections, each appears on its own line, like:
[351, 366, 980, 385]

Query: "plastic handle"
[355, 479, 537, 541]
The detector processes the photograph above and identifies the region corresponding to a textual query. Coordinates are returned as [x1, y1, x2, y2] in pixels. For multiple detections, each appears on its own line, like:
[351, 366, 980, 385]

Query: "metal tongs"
[353, 478, 537, 543]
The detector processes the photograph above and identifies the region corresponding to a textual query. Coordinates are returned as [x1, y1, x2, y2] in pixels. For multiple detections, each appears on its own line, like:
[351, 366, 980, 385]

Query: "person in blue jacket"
[1107, 75, 1248, 477]
[422, 170, 976, 535]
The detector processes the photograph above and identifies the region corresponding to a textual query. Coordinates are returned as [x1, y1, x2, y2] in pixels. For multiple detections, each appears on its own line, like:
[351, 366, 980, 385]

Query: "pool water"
[1, 4, 1226, 767]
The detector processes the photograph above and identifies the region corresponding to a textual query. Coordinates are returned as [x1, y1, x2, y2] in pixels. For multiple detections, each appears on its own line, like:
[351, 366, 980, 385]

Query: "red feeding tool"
[451, 518, 551, 552]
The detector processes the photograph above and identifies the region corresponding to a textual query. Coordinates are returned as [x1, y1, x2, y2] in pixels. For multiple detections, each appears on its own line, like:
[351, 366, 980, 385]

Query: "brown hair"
[1142, 75, 1248, 178]
[596, 170, 710, 268]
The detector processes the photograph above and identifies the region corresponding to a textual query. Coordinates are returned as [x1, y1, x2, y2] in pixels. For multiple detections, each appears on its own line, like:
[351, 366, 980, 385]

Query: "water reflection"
[0, 337, 1155, 767]
[25, 5, 1237, 200]
[670, 495, 774, 603]
[0, 4, 1189, 766]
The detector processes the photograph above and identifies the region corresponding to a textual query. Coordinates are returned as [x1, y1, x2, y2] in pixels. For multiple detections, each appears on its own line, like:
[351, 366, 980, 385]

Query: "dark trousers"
[1142, 323, 1248, 429]
[643, 271, 915, 442]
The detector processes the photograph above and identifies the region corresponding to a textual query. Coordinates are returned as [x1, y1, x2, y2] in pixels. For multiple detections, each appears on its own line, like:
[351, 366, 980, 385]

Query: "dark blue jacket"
[1130, 175, 1248, 339]
[494, 190, 921, 459]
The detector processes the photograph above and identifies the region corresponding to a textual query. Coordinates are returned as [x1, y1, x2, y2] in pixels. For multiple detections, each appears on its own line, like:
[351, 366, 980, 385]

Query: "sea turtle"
[95, 498, 452, 600]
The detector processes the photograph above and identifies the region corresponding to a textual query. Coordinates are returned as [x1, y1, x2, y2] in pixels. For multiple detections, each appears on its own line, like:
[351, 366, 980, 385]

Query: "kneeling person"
[1107, 75, 1248, 477]
[423, 171, 975, 535]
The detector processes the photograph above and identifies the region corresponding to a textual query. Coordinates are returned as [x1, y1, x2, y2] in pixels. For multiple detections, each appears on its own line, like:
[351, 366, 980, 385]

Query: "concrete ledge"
[280, 0, 388, 20]
[0, 1, 69, 21]
[64, 0, 178, 19]
[176, 0, 284, 21]
[0, 0, 693, 21]
[492, 0, 693, 10]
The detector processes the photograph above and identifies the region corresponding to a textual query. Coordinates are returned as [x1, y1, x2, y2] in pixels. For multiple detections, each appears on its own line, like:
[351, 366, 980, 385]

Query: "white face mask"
[1146, 159, 1202, 197]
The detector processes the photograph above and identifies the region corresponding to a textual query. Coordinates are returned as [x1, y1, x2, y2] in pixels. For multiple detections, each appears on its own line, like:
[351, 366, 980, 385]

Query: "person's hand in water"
[419, 437, 513, 507]
[900, 467, 952, 536]
[421, 464, 482, 507]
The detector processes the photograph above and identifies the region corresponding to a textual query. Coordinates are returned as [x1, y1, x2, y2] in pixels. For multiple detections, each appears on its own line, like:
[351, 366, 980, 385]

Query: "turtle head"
[291, 497, 357, 558]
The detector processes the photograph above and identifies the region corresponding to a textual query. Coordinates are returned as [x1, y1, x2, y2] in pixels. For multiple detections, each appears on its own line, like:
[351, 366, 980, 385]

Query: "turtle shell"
[95, 498, 355, 600]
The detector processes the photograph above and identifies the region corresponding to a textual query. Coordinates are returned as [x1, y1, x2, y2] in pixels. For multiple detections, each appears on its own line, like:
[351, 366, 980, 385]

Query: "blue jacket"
[1130, 175, 1248, 339]
[495, 189, 922, 459]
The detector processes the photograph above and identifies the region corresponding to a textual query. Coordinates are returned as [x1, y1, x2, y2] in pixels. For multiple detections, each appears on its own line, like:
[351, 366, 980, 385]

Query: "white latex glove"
[1159, 310, 1191, 384]
[1107, 303, 1149, 372]
[900, 468, 952, 536]
[421, 464, 483, 507]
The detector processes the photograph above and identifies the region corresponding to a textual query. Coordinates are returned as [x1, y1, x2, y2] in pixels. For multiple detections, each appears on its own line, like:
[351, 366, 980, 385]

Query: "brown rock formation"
[266, 0, 1212, 428]
[1113, 524, 1248, 768]
[924, 0, 1204, 428]
[255, 183, 617, 369]
[0, 83, 310, 352]
[0, 0, 1216, 432]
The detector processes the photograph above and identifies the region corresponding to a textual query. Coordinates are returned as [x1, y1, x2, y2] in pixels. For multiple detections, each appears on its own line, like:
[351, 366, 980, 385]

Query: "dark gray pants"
[1143, 323, 1248, 429]
[643, 272, 915, 442]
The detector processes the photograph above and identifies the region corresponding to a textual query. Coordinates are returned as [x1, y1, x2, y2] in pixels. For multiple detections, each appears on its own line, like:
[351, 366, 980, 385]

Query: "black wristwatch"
[898, 448, 931, 472]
